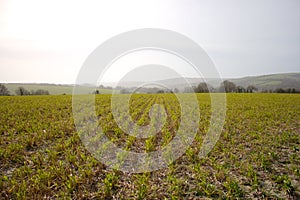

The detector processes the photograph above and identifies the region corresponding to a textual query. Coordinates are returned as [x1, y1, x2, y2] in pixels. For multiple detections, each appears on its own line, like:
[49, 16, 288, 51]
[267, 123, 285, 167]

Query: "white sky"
[0, 0, 299, 84]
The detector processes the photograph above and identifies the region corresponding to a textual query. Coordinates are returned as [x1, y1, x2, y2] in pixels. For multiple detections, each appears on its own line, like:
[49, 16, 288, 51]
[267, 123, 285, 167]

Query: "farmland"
[4, 83, 116, 95]
[0, 94, 299, 199]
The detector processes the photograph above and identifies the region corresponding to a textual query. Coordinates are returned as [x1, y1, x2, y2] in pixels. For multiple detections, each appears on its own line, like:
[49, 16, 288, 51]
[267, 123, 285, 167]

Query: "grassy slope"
[228, 73, 300, 90]
[4, 83, 116, 95]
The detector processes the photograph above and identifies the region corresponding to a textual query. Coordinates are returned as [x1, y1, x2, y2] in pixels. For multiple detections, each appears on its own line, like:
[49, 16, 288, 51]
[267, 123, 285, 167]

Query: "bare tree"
[33, 89, 50, 95]
[15, 87, 30, 96]
[222, 80, 236, 93]
[194, 82, 210, 93]
[236, 86, 246, 93]
[0, 84, 10, 96]
[247, 85, 258, 93]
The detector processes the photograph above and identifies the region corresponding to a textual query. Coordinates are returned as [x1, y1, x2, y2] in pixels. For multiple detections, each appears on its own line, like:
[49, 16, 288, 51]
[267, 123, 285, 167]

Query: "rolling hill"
[227, 73, 300, 91]
[4, 83, 116, 95]
[3, 73, 300, 94]
[112, 73, 300, 92]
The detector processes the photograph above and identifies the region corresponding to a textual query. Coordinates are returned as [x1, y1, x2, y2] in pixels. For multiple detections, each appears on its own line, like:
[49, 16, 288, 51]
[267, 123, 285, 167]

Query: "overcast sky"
[0, 0, 299, 84]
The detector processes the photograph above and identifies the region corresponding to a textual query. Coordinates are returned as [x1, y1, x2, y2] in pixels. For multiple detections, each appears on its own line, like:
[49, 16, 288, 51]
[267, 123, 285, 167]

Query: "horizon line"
[1, 71, 299, 85]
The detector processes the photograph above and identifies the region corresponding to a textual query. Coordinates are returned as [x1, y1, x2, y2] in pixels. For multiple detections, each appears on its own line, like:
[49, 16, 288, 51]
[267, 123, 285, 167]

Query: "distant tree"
[275, 88, 285, 93]
[194, 82, 209, 93]
[94, 90, 100, 94]
[247, 85, 258, 93]
[222, 81, 236, 93]
[236, 86, 246, 93]
[0, 84, 10, 96]
[15, 87, 30, 96]
[33, 89, 50, 95]
[274, 88, 298, 93]
[286, 88, 297, 93]
[157, 90, 164, 94]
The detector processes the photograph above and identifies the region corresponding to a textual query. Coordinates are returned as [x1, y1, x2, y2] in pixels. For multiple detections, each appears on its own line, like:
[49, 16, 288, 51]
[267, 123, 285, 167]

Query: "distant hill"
[111, 73, 300, 92]
[3, 73, 300, 94]
[227, 73, 300, 91]
[104, 78, 222, 89]
[4, 83, 116, 95]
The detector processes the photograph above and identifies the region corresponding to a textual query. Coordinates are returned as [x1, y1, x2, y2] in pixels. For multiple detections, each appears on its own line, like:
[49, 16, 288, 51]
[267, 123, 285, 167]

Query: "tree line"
[184, 81, 299, 93]
[0, 84, 50, 96]
[1, 82, 298, 96]
[115, 81, 299, 94]
[183, 81, 258, 93]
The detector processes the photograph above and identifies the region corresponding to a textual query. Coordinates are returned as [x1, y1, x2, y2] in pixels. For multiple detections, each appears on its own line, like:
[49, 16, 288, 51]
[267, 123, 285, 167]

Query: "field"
[0, 94, 299, 199]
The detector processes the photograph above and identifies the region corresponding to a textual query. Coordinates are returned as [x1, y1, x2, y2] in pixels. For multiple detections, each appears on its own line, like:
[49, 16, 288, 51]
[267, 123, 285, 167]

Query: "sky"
[0, 0, 299, 84]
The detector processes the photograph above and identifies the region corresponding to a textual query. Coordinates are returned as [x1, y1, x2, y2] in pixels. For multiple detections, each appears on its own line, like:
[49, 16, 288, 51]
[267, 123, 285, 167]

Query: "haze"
[0, 0, 299, 84]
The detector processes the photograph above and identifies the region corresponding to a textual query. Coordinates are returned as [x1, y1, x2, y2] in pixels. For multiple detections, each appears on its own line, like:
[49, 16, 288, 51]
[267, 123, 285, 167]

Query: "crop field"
[0, 94, 299, 199]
